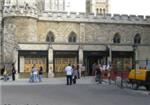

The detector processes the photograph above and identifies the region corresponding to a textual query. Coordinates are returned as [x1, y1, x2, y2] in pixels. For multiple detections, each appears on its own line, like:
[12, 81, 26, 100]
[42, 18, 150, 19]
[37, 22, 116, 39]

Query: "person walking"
[1, 66, 5, 80]
[72, 65, 78, 84]
[3, 68, 8, 81]
[1, 66, 5, 76]
[29, 69, 34, 83]
[95, 64, 102, 84]
[38, 66, 43, 82]
[64, 64, 73, 85]
[77, 64, 81, 79]
[12, 63, 16, 81]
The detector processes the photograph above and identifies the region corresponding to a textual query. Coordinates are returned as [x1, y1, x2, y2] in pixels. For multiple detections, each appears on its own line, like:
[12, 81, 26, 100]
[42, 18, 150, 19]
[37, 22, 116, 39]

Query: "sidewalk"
[0, 76, 96, 86]
[1, 76, 150, 96]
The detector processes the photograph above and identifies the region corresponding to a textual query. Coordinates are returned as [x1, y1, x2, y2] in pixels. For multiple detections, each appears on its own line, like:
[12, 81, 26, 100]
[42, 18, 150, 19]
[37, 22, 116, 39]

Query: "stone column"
[78, 47, 83, 78]
[79, 23, 85, 77]
[13, 48, 19, 79]
[135, 46, 139, 70]
[79, 47, 83, 64]
[48, 47, 54, 77]
[107, 45, 112, 65]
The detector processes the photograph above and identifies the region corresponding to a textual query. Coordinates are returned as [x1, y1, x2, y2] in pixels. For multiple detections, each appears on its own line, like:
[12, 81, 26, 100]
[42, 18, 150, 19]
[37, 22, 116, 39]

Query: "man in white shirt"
[64, 64, 73, 85]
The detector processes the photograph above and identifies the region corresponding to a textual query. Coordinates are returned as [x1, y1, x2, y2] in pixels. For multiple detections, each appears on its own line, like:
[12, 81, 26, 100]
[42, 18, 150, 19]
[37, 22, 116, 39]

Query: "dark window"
[134, 34, 141, 44]
[68, 32, 77, 43]
[96, 8, 99, 14]
[113, 33, 121, 43]
[46, 31, 55, 42]
[100, 8, 102, 14]
[103, 9, 105, 14]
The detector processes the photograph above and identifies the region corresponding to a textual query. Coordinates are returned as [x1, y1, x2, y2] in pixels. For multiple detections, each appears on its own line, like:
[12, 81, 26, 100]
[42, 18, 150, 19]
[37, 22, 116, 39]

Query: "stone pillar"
[79, 47, 83, 64]
[78, 47, 83, 77]
[48, 47, 54, 77]
[135, 47, 139, 70]
[13, 48, 19, 79]
[107, 45, 112, 65]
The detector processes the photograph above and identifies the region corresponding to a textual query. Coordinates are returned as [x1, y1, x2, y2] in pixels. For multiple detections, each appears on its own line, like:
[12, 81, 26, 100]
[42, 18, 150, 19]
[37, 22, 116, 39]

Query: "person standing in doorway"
[64, 64, 73, 85]
[12, 63, 16, 81]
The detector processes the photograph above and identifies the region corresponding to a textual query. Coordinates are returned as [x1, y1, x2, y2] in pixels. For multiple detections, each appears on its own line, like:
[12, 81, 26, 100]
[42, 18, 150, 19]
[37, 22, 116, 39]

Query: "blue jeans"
[66, 75, 72, 85]
[39, 75, 42, 82]
[33, 74, 38, 82]
[29, 74, 33, 82]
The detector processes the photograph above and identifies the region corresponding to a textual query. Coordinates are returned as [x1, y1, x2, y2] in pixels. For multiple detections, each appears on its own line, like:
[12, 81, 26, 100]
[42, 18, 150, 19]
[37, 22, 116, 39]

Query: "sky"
[110, 0, 150, 16]
[66, 0, 150, 16]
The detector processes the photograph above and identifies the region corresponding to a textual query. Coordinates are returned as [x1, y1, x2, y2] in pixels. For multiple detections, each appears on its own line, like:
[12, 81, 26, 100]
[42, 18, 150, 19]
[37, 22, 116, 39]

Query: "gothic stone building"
[0, 0, 150, 78]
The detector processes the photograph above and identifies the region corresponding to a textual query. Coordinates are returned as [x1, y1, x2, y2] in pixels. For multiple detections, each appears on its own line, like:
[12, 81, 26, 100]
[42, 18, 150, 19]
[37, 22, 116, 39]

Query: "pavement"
[0, 76, 95, 86]
[0, 76, 150, 96]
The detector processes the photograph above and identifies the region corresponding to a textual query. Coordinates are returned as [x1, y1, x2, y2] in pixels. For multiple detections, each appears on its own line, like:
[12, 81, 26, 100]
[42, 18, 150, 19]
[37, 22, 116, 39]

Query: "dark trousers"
[66, 75, 72, 85]
[73, 76, 77, 84]
[12, 74, 15, 81]
[95, 74, 101, 84]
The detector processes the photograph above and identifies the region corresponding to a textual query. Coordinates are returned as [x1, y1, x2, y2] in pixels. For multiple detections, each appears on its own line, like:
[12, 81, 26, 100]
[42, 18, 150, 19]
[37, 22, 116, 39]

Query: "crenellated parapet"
[3, 4, 38, 19]
[2, 5, 150, 25]
[39, 12, 150, 25]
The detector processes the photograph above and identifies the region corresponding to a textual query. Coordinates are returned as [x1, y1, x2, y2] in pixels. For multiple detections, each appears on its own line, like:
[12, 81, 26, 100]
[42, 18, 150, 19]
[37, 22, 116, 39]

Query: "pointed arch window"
[113, 33, 121, 43]
[134, 34, 141, 44]
[68, 32, 77, 43]
[46, 31, 55, 42]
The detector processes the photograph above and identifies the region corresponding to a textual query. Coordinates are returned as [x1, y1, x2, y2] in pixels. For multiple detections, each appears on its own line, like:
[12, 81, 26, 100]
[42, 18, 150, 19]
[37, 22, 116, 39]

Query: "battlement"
[39, 12, 150, 25]
[3, 5, 38, 18]
[2, 5, 150, 25]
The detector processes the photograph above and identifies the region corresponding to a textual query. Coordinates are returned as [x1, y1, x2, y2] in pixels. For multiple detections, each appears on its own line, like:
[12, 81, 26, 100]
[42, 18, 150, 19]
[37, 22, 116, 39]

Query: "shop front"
[84, 51, 108, 76]
[18, 50, 48, 78]
[54, 51, 78, 77]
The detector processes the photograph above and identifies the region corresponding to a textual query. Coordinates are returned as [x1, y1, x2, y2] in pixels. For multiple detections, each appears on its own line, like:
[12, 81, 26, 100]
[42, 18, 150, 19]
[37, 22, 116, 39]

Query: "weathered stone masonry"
[0, 0, 150, 77]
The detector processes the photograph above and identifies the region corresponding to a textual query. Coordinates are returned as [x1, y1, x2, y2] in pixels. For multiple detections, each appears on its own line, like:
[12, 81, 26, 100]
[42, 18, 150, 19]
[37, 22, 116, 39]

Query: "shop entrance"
[18, 51, 48, 78]
[84, 51, 108, 76]
[54, 51, 78, 77]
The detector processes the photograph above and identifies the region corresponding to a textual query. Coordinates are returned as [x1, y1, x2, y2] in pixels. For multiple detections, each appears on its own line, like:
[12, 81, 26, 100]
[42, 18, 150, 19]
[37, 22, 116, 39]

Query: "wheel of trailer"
[132, 83, 139, 90]
[145, 85, 150, 91]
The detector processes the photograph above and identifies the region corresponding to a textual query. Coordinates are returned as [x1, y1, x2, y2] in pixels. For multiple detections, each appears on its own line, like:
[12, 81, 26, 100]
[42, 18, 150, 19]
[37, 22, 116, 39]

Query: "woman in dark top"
[12, 64, 16, 81]
[95, 64, 102, 84]
[39, 66, 43, 82]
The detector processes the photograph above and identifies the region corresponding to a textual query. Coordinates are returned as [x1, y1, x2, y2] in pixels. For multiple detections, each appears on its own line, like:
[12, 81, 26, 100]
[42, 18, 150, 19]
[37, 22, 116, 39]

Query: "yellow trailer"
[128, 69, 150, 90]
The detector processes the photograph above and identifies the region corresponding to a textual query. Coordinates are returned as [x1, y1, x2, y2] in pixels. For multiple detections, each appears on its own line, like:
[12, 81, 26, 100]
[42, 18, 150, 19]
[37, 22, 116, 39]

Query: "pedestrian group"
[29, 65, 43, 83]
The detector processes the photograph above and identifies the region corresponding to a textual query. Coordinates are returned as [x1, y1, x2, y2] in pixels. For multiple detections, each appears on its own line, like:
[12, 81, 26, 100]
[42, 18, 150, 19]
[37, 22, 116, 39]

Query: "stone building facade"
[0, 0, 150, 78]
[86, 0, 109, 14]
[0, 0, 3, 68]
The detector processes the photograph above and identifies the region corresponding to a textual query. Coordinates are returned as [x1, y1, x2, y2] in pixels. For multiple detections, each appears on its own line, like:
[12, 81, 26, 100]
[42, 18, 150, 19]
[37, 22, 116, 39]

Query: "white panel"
[20, 56, 24, 73]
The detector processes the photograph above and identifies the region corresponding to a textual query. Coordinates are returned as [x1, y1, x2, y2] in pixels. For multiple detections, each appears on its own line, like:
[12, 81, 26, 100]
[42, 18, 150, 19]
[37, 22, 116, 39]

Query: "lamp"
[132, 44, 138, 89]
[132, 44, 137, 69]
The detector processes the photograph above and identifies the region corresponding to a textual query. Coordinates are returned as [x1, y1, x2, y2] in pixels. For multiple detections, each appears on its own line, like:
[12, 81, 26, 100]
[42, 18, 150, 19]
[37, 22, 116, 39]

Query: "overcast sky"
[66, 0, 150, 16]
[110, 0, 150, 15]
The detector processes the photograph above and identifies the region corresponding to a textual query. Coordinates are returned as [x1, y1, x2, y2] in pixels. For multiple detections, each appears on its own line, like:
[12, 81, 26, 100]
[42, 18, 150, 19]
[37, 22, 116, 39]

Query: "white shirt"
[64, 66, 73, 75]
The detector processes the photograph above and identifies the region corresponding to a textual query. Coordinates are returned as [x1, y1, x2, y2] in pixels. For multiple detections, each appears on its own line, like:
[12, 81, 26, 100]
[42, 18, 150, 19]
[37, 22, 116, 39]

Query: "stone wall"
[0, 0, 3, 68]
[36, 20, 150, 45]
[85, 23, 150, 44]
[3, 17, 37, 64]
[37, 21, 80, 43]
[1, 1, 150, 70]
